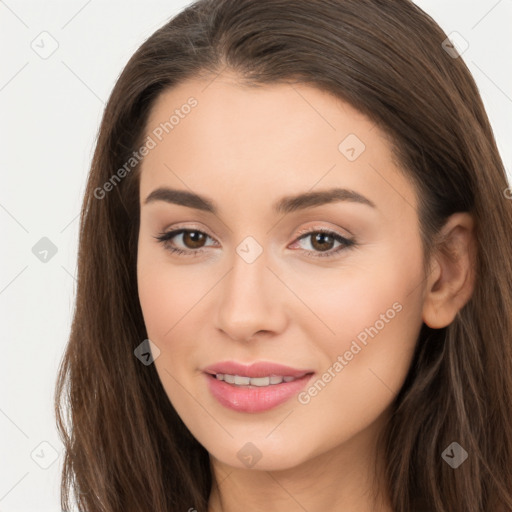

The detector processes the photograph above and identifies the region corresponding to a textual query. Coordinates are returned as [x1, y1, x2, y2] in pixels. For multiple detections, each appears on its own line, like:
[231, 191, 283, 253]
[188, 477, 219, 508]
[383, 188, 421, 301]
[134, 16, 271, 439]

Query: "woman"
[54, 0, 512, 510]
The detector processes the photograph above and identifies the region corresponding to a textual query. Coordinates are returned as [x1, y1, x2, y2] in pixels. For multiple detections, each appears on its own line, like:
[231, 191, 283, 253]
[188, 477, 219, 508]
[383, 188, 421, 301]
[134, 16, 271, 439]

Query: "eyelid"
[160, 222, 218, 242]
[294, 223, 353, 239]
[161, 222, 351, 242]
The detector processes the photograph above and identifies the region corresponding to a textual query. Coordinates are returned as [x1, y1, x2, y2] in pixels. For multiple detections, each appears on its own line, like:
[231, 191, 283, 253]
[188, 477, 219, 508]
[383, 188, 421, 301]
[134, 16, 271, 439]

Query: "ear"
[422, 213, 477, 329]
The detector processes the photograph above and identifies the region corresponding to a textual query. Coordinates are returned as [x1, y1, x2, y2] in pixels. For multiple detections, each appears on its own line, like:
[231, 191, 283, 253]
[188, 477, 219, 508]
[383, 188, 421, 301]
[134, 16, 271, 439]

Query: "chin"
[206, 437, 314, 472]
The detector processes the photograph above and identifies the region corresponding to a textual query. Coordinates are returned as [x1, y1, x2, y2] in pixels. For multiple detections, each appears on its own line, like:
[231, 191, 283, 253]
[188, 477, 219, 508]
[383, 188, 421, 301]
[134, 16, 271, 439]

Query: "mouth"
[202, 362, 315, 413]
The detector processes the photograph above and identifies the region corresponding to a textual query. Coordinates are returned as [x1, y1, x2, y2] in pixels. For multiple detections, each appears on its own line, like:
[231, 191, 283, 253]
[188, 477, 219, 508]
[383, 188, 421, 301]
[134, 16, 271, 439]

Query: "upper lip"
[203, 361, 314, 379]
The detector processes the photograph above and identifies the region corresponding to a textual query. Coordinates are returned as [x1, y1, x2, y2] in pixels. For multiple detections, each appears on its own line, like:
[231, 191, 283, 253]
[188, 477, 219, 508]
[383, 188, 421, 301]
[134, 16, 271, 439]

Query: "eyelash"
[153, 226, 356, 259]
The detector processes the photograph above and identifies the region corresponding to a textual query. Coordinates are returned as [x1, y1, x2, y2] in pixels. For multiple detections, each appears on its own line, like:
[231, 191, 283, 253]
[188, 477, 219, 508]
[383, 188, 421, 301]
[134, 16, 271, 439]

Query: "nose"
[214, 245, 288, 342]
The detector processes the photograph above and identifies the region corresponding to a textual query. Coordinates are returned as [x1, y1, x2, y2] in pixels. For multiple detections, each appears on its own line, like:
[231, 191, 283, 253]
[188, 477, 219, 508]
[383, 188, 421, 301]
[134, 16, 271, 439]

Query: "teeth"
[234, 375, 251, 385]
[214, 374, 300, 387]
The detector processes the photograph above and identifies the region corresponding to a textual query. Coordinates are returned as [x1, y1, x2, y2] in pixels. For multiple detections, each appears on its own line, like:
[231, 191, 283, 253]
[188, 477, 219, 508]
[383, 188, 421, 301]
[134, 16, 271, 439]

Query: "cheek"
[138, 274, 175, 337]
[297, 312, 421, 452]
[303, 224, 425, 355]
[283, 254, 419, 353]
[293, 247, 424, 430]
[137, 240, 205, 340]
[136, 243, 220, 380]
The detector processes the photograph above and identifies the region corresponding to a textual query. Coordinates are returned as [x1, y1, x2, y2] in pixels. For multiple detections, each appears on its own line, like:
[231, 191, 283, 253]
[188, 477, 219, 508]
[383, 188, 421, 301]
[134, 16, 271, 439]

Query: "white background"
[1, 1, 511, 510]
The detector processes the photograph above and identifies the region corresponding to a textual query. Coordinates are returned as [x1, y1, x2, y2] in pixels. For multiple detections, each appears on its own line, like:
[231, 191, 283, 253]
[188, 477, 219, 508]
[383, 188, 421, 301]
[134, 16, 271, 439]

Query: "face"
[136, 72, 427, 471]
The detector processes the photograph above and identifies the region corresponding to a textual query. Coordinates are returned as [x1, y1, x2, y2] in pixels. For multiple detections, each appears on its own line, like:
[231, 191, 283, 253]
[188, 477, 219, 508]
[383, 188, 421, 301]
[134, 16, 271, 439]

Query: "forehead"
[144, 72, 373, 150]
[139, 73, 417, 221]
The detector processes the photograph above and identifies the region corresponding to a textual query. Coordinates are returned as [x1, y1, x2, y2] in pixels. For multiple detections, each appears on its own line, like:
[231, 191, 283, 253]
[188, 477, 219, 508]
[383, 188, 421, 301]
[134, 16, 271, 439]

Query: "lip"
[202, 360, 313, 379]
[202, 361, 315, 413]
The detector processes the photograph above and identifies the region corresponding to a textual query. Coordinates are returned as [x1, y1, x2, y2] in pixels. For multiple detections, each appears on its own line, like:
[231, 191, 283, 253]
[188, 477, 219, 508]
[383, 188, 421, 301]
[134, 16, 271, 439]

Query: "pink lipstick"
[203, 361, 315, 413]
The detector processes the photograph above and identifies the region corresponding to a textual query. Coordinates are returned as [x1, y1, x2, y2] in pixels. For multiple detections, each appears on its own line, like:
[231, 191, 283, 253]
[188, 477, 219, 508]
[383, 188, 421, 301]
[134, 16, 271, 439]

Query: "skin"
[136, 72, 476, 512]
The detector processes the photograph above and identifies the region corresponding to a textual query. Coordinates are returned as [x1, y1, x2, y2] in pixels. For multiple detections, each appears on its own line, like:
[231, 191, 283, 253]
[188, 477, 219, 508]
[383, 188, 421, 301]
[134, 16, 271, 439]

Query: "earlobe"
[422, 213, 477, 329]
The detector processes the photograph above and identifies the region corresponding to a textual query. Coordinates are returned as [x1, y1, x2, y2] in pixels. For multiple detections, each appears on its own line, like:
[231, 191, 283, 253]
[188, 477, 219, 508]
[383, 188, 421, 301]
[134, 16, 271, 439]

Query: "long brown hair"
[54, 0, 512, 510]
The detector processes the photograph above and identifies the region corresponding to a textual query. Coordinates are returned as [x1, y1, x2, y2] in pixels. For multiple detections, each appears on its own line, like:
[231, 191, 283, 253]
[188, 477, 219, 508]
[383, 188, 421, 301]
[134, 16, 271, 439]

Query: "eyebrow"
[144, 186, 376, 214]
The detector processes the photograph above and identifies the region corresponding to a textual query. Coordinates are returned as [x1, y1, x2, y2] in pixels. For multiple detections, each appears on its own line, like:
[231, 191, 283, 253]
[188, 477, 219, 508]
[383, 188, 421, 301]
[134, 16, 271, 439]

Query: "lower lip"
[205, 373, 314, 413]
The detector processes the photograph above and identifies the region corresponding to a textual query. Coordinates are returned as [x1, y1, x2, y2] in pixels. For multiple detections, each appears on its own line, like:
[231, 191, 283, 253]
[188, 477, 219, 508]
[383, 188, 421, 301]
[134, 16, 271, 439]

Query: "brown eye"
[309, 232, 336, 252]
[293, 229, 355, 258]
[154, 228, 215, 256]
[181, 230, 207, 249]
